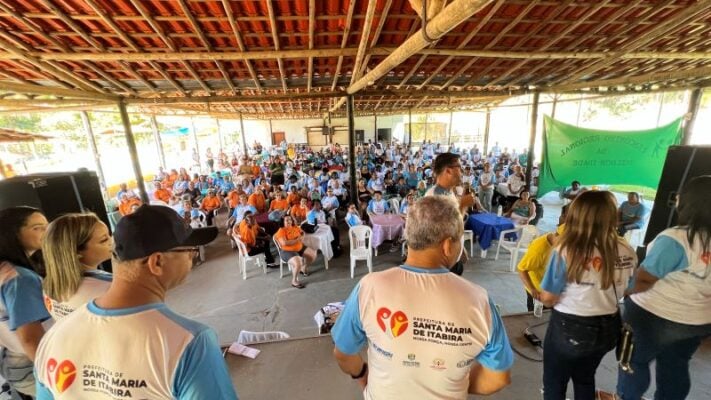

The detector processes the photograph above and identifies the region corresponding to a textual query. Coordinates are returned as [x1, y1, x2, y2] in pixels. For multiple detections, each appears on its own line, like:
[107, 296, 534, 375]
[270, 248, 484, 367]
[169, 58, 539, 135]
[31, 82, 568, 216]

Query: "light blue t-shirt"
[306, 209, 327, 225]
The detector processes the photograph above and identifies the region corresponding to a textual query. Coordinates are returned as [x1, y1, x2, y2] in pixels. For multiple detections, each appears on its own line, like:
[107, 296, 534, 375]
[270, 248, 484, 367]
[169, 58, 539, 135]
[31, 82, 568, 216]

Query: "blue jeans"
[543, 309, 620, 400]
[617, 297, 711, 400]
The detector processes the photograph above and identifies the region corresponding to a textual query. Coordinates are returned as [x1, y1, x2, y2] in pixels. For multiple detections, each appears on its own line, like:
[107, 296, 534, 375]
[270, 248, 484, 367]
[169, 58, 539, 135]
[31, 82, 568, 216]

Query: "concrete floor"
[165, 213, 710, 399]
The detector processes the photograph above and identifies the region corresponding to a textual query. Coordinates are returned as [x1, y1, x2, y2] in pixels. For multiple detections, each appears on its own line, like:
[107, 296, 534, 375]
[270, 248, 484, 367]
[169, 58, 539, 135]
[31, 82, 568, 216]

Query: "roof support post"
[408, 108, 413, 147]
[483, 107, 491, 156]
[150, 115, 166, 169]
[239, 112, 248, 156]
[525, 91, 540, 187]
[216, 118, 224, 152]
[80, 111, 107, 193]
[682, 88, 703, 145]
[374, 113, 378, 142]
[347, 96, 357, 203]
[118, 100, 148, 204]
[447, 111, 454, 148]
[191, 118, 201, 167]
[347, 0, 493, 94]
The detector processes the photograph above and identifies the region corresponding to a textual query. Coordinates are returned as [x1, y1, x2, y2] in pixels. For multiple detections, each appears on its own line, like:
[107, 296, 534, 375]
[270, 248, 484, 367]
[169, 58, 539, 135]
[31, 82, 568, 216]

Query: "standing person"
[539, 191, 636, 400]
[617, 176, 711, 400]
[0, 207, 51, 398]
[332, 196, 513, 398]
[425, 153, 475, 214]
[274, 215, 317, 289]
[42, 213, 113, 321]
[478, 162, 495, 212]
[34, 205, 237, 399]
[206, 147, 215, 172]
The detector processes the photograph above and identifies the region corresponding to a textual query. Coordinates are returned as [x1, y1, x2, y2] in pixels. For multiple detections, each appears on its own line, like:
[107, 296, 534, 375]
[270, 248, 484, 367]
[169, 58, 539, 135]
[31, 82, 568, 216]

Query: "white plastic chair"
[237, 330, 290, 345]
[149, 200, 169, 206]
[234, 237, 266, 280]
[388, 198, 400, 214]
[495, 225, 539, 272]
[462, 230, 474, 258]
[273, 236, 292, 278]
[349, 226, 373, 279]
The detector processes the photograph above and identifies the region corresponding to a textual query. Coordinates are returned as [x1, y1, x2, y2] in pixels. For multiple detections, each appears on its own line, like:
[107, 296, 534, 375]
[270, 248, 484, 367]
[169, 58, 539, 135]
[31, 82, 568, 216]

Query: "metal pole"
[447, 111, 454, 148]
[655, 92, 665, 127]
[150, 115, 166, 168]
[483, 107, 491, 155]
[575, 94, 583, 125]
[239, 111, 248, 156]
[423, 113, 429, 143]
[550, 94, 558, 120]
[682, 88, 703, 145]
[80, 111, 107, 193]
[373, 112, 378, 142]
[216, 118, 224, 151]
[117, 100, 148, 204]
[525, 91, 540, 186]
[347, 95, 357, 203]
[408, 108, 412, 146]
[191, 117, 201, 166]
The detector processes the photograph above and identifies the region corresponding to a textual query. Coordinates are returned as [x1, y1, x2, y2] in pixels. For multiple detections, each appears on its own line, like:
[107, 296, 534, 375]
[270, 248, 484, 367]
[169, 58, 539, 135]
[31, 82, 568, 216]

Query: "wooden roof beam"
[0, 80, 118, 100]
[307, 0, 315, 92]
[265, 0, 288, 93]
[221, 0, 261, 91]
[549, 65, 711, 92]
[360, 0, 394, 87]
[331, 0, 358, 91]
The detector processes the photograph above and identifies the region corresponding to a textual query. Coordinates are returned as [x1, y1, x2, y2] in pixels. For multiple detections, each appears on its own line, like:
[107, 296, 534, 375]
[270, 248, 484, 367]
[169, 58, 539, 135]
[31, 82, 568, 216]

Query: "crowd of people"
[0, 137, 708, 399]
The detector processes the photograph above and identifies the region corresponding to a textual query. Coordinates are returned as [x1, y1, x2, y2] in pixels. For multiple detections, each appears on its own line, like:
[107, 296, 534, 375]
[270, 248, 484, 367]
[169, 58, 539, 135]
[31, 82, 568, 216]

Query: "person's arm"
[539, 250, 567, 307]
[527, 202, 536, 223]
[626, 268, 659, 296]
[625, 235, 685, 295]
[3, 271, 50, 361]
[471, 298, 513, 395]
[172, 330, 238, 399]
[468, 363, 511, 395]
[331, 284, 368, 389]
[517, 270, 539, 300]
[16, 322, 45, 361]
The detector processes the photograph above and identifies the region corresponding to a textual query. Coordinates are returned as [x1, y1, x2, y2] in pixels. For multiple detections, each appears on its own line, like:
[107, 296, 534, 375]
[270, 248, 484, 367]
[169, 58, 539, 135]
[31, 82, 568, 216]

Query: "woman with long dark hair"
[617, 175, 711, 399]
[539, 191, 636, 400]
[0, 206, 51, 397]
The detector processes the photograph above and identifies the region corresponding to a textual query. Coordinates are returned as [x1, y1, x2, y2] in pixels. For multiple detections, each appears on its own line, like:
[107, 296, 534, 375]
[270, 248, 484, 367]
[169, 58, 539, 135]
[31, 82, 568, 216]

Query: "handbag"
[612, 283, 635, 372]
[301, 222, 317, 234]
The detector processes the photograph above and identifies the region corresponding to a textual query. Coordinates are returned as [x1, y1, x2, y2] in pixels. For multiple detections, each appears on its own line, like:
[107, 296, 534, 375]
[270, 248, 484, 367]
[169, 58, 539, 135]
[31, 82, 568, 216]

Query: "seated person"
[505, 190, 536, 225]
[345, 203, 362, 226]
[248, 187, 267, 214]
[226, 184, 244, 215]
[235, 211, 277, 268]
[286, 186, 301, 207]
[321, 188, 340, 225]
[230, 194, 257, 227]
[178, 200, 203, 228]
[199, 189, 222, 226]
[268, 192, 290, 221]
[153, 182, 171, 203]
[306, 200, 342, 257]
[184, 181, 202, 206]
[618, 191, 645, 235]
[507, 165, 526, 197]
[274, 216, 317, 289]
[289, 198, 310, 225]
[562, 180, 586, 200]
[399, 192, 415, 216]
[330, 180, 347, 203]
[118, 193, 142, 216]
[367, 191, 390, 216]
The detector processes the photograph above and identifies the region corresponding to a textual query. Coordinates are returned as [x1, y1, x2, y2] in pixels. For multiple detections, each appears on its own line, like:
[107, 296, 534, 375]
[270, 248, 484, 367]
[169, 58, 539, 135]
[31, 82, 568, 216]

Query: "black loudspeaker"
[0, 171, 112, 271]
[644, 145, 711, 245]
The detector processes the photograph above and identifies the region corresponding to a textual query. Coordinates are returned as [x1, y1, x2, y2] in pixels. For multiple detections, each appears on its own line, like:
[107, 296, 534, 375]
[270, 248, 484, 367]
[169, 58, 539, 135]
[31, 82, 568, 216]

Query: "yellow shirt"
[517, 234, 554, 293]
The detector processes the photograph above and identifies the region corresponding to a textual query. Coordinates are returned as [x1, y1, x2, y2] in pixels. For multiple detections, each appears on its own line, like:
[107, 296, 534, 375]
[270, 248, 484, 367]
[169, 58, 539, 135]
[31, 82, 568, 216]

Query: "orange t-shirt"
[287, 193, 300, 207]
[118, 198, 142, 216]
[227, 191, 240, 208]
[238, 220, 259, 249]
[201, 196, 222, 212]
[270, 198, 289, 211]
[248, 193, 266, 213]
[153, 188, 171, 203]
[275, 226, 303, 252]
[289, 205, 308, 222]
[251, 165, 261, 177]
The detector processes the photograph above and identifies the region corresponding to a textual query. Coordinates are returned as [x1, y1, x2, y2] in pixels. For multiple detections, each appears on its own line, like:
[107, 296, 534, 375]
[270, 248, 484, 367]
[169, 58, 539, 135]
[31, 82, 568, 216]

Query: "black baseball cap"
[114, 205, 218, 261]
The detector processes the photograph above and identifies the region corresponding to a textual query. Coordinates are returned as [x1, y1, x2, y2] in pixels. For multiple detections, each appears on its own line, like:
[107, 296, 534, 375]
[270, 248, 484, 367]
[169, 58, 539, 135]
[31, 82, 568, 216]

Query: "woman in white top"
[42, 213, 113, 322]
[617, 175, 711, 400]
[540, 191, 636, 400]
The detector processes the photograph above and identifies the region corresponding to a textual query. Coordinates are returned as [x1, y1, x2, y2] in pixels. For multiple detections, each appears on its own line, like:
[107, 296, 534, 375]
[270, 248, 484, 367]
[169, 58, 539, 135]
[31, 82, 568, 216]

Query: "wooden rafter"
[331, 0, 358, 91]
[360, 0, 393, 79]
[395, 19, 424, 89]
[221, 0, 261, 91]
[350, 0, 378, 86]
[265, 0, 288, 93]
[307, 0, 315, 92]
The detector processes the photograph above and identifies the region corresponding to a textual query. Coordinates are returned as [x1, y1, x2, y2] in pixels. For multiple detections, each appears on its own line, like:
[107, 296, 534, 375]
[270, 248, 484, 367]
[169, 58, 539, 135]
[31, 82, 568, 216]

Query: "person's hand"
[460, 193, 475, 208]
[531, 289, 541, 301]
[356, 375, 368, 390]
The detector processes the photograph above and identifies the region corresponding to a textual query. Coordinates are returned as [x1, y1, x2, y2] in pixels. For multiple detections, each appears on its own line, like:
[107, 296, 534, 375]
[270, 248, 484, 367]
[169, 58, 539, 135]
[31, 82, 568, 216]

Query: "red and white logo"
[46, 358, 77, 394]
[376, 307, 409, 338]
[700, 252, 711, 265]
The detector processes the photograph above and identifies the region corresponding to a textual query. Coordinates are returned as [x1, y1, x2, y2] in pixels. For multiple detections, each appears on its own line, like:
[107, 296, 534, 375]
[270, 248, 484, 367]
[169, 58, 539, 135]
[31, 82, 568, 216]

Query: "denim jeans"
[543, 309, 620, 400]
[617, 297, 711, 400]
[478, 189, 493, 212]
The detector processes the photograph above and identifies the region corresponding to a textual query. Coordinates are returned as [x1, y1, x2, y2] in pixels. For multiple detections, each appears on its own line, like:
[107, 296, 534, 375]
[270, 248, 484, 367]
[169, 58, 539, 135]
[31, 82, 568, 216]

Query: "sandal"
[291, 282, 305, 289]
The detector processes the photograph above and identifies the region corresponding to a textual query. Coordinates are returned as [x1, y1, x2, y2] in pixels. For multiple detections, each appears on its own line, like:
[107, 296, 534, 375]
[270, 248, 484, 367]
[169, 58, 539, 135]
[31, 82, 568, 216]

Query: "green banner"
[538, 116, 683, 195]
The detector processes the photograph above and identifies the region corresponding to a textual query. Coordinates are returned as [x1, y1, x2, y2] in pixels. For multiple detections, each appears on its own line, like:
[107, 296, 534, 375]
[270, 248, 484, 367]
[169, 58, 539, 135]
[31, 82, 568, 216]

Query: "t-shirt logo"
[376, 307, 409, 338]
[46, 358, 77, 393]
[701, 252, 711, 265]
[591, 257, 603, 272]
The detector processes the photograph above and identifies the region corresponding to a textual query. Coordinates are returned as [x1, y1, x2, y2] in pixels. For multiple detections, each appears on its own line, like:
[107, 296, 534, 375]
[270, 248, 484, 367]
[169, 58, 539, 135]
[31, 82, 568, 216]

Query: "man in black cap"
[34, 205, 238, 399]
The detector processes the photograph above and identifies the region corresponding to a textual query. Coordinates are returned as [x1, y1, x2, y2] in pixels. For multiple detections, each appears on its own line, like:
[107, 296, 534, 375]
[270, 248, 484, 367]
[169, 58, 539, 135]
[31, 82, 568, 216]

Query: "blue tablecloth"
[465, 213, 515, 250]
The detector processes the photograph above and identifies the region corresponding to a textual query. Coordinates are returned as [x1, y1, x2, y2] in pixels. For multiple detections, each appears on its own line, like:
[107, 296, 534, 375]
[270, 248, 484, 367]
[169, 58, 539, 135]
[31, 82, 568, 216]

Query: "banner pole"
[483, 107, 491, 155]
[682, 88, 703, 145]
[525, 91, 539, 187]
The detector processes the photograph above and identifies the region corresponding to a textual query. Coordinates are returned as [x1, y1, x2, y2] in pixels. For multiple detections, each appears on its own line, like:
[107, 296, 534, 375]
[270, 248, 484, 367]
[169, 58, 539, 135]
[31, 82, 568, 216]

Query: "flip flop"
[291, 282, 305, 289]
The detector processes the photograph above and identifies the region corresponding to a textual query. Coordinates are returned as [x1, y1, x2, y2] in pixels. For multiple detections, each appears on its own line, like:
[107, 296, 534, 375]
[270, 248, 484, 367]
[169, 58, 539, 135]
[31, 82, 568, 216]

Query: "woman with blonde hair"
[539, 191, 636, 400]
[42, 213, 112, 322]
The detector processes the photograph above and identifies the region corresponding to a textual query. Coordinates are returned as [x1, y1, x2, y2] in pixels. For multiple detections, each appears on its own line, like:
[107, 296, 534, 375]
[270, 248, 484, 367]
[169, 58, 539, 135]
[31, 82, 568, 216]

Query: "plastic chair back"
[349, 225, 372, 252]
[389, 198, 400, 214]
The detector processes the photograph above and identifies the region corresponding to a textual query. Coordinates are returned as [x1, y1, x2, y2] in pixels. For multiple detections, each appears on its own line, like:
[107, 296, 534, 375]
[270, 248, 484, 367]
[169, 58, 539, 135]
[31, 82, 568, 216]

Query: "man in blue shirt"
[618, 192, 646, 235]
[35, 205, 237, 399]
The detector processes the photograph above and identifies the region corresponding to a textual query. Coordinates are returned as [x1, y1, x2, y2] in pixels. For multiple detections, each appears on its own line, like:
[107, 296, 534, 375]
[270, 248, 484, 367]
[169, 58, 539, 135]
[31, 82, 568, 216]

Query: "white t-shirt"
[507, 174, 525, 194]
[631, 227, 711, 325]
[541, 240, 636, 316]
[479, 172, 494, 190]
[332, 266, 513, 400]
[35, 302, 238, 399]
[45, 270, 112, 322]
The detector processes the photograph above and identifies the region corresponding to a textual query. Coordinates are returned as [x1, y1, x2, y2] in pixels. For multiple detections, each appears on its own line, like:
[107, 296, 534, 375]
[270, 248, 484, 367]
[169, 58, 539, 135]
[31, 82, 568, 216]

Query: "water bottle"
[533, 299, 543, 318]
[497, 205, 503, 216]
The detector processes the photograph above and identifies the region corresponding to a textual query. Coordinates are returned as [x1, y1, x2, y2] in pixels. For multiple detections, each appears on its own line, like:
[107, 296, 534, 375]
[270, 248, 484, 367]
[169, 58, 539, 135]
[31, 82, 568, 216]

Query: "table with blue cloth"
[465, 213, 516, 255]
